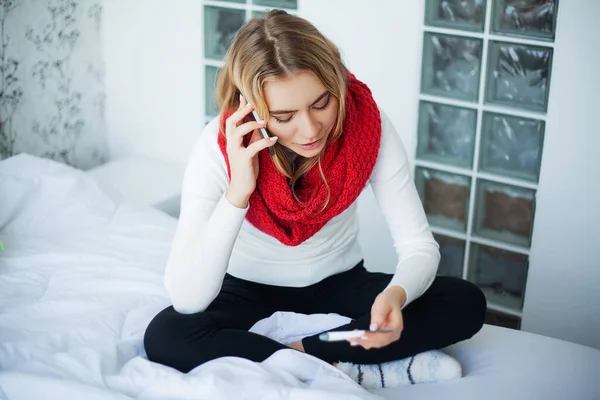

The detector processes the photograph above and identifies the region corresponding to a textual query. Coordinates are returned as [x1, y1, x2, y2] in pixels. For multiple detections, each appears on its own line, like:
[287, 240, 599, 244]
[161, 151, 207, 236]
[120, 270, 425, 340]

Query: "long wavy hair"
[215, 10, 348, 205]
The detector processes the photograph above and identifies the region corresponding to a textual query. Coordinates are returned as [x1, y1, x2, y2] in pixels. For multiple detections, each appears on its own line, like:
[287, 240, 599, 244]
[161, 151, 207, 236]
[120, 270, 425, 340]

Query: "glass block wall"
[203, 0, 298, 125]
[418, 0, 559, 330]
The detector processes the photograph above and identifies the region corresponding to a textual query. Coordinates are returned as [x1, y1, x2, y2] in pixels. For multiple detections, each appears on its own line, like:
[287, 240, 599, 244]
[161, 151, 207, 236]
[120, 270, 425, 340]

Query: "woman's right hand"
[225, 95, 278, 209]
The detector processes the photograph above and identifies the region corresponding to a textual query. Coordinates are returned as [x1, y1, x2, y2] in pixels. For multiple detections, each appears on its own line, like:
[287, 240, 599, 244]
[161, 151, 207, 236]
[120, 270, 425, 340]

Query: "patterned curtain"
[0, 0, 108, 169]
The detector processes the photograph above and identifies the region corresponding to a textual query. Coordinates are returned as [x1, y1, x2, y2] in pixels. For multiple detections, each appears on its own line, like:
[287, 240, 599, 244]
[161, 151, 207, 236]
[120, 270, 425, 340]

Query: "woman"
[144, 10, 486, 389]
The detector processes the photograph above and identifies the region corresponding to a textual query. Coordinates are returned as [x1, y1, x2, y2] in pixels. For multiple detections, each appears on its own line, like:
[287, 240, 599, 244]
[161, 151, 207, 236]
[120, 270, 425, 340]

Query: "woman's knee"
[143, 306, 214, 372]
[429, 276, 487, 338]
[450, 278, 487, 337]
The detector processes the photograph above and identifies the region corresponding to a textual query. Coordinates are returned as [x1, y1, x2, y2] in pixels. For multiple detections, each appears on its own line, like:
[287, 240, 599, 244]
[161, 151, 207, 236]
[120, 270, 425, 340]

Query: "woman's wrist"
[385, 285, 407, 308]
[226, 188, 250, 209]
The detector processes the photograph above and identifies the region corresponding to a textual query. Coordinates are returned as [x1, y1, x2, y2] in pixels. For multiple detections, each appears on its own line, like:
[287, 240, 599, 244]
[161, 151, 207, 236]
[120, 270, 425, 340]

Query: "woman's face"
[262, 72, 338, 158]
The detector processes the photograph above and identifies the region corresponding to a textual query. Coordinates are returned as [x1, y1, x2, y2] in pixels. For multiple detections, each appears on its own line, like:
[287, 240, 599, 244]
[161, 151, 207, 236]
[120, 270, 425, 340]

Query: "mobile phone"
[241, 93, 275, 156]
[251, 109, 270, 140]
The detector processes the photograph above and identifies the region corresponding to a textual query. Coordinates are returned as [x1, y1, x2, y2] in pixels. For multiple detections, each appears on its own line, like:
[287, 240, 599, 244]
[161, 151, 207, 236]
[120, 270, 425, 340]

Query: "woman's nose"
[300, 114, 320, 141]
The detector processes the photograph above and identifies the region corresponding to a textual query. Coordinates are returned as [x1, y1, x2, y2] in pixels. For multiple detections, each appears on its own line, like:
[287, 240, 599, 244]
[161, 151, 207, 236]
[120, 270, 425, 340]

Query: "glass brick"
[435, 234, 465, 278]
[469, 243, 528, 310]
[480, 112, 545, 182]
[204, 6, 246, 61]
[425, 0, 486, 32]
[253, 0, 298, 9]
[417, 101, 477, 168]
[492, 0, 558, 41]
[474, 180, 535, 247]
[485, 309, 521, 330]
[415, 168, 471, 233]
[485, 41, 553, 112]
[422, 33, 483, 102]
[205, 66, 221, 118]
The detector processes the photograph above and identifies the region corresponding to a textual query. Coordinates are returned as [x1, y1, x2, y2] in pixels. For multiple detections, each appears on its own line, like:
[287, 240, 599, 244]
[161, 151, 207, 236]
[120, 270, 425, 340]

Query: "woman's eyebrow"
[269, 91, 329, 115]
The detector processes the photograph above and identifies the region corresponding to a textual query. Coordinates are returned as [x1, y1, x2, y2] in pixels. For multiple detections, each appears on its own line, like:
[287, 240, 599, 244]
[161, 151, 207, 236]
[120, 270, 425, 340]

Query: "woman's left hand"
[349, 286, 407, 349]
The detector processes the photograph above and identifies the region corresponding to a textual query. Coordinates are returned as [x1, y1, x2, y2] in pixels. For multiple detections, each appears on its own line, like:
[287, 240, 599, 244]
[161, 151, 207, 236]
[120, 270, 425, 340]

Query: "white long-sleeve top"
[165, 110, 440, 314]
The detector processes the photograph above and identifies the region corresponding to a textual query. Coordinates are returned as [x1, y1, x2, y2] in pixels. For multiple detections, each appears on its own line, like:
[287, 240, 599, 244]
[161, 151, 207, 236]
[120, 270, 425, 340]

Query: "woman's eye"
[313, 94, 331, 110]
[273, 94, 331, 123]
[275, 115, 293, 124]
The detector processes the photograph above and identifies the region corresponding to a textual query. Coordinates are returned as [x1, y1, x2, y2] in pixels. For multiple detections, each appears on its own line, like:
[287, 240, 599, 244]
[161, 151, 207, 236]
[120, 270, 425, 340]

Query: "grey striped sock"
[335, 350, 462, 389]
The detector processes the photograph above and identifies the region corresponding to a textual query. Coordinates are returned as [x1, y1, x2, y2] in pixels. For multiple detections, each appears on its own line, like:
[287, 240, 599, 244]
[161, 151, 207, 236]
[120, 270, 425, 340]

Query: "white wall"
[103, 0, 204, 166]
[522, 0, 600, 349]
[300, 0, 425, 274]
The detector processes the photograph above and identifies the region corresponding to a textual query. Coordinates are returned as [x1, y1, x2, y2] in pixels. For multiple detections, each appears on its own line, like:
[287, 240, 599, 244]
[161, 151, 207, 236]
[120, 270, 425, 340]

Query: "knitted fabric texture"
[217, 73, 381, 246]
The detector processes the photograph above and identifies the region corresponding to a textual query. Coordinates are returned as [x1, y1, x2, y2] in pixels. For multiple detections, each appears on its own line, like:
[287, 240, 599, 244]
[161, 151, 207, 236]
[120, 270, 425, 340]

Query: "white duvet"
[0, 154, 381, 400]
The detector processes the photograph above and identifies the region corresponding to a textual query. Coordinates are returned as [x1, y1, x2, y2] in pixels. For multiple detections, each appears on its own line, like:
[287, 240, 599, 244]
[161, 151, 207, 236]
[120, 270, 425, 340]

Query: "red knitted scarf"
[217, 73, 381, 246]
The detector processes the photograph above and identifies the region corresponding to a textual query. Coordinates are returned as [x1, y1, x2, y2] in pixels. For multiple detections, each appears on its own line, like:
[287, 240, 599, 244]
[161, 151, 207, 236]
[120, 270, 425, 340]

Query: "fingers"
[246, 133, 278, 156]
[347, 312, 404, 350]
[348, 331, 398, 350]
[230, 121, 267, 147]
[346, 328, 362, 348]
[225, 95, 256, 138]
[348, 331, 372, 349]
[248, 129, 262, 145]
[389, 309, 404, 331]
[370, 300, 388, 334]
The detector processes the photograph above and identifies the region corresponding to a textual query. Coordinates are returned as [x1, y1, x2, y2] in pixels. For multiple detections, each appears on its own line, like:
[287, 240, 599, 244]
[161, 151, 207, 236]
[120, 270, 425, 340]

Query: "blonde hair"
[216, 9, 347, 206]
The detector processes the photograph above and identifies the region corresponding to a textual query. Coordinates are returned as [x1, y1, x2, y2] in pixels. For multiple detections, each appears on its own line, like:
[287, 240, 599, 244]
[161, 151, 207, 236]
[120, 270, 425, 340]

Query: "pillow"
[0, 154, 117, 236]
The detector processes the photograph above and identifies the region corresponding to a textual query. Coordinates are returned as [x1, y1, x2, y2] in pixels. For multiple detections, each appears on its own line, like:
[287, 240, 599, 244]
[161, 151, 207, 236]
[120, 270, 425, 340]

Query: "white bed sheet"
[1, 154, 599, 400]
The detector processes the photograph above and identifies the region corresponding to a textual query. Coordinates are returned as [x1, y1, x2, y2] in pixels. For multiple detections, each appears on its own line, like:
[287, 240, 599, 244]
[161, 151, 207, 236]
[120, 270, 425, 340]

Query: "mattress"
[1, 154, 599, 400]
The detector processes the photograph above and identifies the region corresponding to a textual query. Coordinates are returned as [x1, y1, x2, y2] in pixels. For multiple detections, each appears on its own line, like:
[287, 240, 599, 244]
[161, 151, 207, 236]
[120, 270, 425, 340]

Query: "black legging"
[144, 261, 487, 373]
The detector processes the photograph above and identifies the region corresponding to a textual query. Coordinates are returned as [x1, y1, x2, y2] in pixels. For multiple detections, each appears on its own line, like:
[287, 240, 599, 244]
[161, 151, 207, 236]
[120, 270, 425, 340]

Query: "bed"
[1, 154, 599, 400]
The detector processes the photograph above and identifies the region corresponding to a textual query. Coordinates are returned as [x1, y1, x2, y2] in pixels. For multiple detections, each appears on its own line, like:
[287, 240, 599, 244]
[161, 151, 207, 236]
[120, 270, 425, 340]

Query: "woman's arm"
[164, 118, 248, 314]
[369, 110, 440, 308]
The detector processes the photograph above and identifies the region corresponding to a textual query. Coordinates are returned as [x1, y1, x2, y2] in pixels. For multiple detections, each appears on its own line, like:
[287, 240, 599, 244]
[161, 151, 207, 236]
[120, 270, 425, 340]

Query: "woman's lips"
[298, 138, 322, 150]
